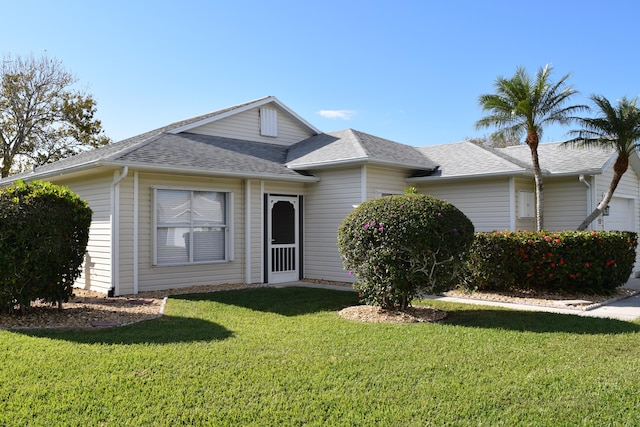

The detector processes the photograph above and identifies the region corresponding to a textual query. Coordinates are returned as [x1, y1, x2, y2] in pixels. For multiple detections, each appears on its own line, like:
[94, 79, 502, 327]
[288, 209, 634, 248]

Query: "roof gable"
[168, 96, 320, 145]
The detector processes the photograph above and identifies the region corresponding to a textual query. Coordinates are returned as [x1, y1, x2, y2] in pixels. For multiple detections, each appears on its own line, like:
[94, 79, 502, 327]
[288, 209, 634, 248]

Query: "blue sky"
[2, 0, 639, 146]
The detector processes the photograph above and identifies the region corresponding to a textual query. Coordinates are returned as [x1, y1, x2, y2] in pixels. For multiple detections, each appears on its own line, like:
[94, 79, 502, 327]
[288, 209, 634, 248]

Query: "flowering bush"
[0, 180, 92, 313]
[464, 230, 638, 294]
[337, 194, 474, 310]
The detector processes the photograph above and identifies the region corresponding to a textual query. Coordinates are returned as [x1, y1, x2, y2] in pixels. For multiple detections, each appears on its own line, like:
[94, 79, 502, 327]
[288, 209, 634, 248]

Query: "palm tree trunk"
[527, 135, 544, 231]
[577, 156, 629, 230]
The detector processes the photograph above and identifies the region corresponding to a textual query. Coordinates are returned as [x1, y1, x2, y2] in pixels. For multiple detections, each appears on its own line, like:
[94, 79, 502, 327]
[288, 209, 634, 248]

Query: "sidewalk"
[276, 278, 640, 322]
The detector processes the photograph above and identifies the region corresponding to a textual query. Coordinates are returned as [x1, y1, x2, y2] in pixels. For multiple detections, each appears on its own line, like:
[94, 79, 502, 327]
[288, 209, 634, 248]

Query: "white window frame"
[152, 187, 234, 266]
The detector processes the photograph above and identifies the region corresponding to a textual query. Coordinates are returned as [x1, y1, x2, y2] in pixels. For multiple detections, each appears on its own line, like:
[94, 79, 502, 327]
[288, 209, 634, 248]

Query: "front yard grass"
[2, 286, 640, 426]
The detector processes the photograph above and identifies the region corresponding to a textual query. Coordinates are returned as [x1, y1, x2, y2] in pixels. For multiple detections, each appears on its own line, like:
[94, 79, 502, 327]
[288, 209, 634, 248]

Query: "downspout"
[579, 174, 592, 230]
[133, 171, 139, 294]
[109, 167, 129, 297]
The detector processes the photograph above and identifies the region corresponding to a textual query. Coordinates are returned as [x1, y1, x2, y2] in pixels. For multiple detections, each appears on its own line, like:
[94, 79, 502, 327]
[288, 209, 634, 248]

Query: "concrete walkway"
[274, 279, 640, 322]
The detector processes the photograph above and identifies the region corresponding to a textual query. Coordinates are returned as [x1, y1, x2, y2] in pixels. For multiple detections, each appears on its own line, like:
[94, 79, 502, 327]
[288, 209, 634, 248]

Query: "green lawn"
[2, 287, 640, 426]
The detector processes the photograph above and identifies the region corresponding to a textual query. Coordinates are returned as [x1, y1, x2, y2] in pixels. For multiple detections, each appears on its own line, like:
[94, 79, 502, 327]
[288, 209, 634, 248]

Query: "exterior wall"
[543, 177, 590, 231]
[366, 166, 410, 199]
[54, 172, 114, 294]
[594, 165, 640, 231]
[418, 178, 512, 232]
[189, 106, 314, 146]
[116, 173, 135, 295]
[134, 172, 246, 293]
[246, 180, 264, 283]
[303, 167, 362, 283]
[595, 165, 640, 273]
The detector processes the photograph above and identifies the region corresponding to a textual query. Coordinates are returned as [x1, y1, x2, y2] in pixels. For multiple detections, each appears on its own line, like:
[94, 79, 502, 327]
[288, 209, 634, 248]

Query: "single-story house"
[2, 96, 639, 295]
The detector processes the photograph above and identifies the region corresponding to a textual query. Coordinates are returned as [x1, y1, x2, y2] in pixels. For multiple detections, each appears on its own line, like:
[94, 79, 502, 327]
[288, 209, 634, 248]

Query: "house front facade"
[2, 96, 639, 295]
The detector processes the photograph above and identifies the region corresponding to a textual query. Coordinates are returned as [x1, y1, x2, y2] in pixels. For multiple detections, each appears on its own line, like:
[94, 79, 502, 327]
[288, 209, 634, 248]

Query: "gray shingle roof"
[497, 142, 615, 175]
[286, 129, 437, 171]
[416, 141, 526, 178]
[117, 133, 305, 178]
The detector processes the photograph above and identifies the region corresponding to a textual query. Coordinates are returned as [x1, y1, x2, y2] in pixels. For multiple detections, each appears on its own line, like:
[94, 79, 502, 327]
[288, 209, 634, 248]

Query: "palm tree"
[566, 95, 640, 230]
[476, 64, 587, 231]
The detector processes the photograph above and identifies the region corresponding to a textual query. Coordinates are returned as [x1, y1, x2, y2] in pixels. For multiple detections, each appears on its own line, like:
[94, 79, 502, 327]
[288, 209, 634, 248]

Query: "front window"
[154, 189, 229, 265]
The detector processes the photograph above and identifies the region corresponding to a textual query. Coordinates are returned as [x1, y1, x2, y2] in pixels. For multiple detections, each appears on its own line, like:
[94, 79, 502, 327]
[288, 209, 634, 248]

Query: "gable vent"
[260, 107, 278, 137]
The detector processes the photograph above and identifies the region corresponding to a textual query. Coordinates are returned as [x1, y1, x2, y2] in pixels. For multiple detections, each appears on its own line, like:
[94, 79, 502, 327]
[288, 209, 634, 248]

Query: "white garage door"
[604, 197, 635, 231]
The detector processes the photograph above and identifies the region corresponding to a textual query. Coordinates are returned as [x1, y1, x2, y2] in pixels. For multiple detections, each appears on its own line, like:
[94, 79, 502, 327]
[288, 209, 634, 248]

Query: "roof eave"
[288, 157, 436, 171]
[407, 169, 528, 183]
[98, 161, 320, 182]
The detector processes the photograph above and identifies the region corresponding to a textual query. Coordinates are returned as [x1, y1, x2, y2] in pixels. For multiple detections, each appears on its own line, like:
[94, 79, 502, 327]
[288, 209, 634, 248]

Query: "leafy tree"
[0, 53, 110, 177]
[566, 95, 640, 230]
[476, 64, 587, 230]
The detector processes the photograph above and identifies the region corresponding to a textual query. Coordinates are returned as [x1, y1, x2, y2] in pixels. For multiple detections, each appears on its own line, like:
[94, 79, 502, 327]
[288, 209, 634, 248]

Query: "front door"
[268, 195, 299, 283]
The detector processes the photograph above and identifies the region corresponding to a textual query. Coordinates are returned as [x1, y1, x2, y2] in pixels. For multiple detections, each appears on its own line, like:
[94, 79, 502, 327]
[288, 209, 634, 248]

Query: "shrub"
[464, 230, 638, 294]
[0, 180, 92, 312]
[337, 194, 474, 310]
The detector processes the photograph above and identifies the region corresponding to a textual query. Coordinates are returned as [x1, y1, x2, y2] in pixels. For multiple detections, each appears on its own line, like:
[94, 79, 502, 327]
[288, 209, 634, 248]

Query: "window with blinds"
[154, 189, 228, 265]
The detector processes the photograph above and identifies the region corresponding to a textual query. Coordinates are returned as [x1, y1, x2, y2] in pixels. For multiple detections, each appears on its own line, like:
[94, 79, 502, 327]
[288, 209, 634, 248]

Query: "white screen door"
[268, 195, 299, 283]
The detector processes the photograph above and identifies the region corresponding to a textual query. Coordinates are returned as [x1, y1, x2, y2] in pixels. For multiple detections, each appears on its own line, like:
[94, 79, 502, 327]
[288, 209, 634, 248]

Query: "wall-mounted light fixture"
[603, 206, 610, 216]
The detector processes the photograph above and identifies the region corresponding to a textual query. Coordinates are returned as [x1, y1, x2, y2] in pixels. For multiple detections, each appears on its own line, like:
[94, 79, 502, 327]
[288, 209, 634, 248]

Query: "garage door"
[604, 197, 635, 231]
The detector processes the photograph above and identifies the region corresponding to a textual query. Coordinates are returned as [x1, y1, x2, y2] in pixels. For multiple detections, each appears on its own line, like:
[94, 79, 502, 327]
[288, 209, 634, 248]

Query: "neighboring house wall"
[189, 106, 313, 145]
[418, 178, 512, 232]
[595, 165, 640, 232]
[304, 167, 362, 283]
[55, 172, 114, 294]
[135, 173, 245, 293]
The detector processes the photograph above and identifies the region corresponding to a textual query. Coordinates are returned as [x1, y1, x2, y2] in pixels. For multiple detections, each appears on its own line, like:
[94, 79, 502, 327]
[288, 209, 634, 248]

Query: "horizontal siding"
[366, 166, 409, 199]
[54, 173, 113, 293]
[248, 180, 263, 283]
[596, 164, 640, 272]
[117, 175, 135, 295]
[189, 106, 314, 145]
[418, 178, 511, 232]
[304, 167, 362, 282]
[544, 177, 589, 231]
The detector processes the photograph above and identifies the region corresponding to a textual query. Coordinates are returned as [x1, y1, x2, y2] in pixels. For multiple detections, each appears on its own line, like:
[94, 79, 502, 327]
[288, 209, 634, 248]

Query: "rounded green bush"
[337, 193, 474, 310]
[0, 180, 92, 313]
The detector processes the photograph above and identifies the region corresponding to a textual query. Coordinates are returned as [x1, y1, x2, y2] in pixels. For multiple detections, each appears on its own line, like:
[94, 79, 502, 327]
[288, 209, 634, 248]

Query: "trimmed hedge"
[464, 230, 638, 294]
[338, 193, 474, 310]
[0, 180, 92, 313]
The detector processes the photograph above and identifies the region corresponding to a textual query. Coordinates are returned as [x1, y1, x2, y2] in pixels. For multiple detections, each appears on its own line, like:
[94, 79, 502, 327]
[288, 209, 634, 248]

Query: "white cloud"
[318, 109, 357, 120]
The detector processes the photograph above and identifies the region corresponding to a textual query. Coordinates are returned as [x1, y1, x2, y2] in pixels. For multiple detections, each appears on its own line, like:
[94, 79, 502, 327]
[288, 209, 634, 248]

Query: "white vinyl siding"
[543, 177, 589, 231]
[366, 166, 410, 199]
[188, 106, 314, 145]
[55, 172, 114, 294]
[419, 178, 511, 232]
[304, 167, 362, 283]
